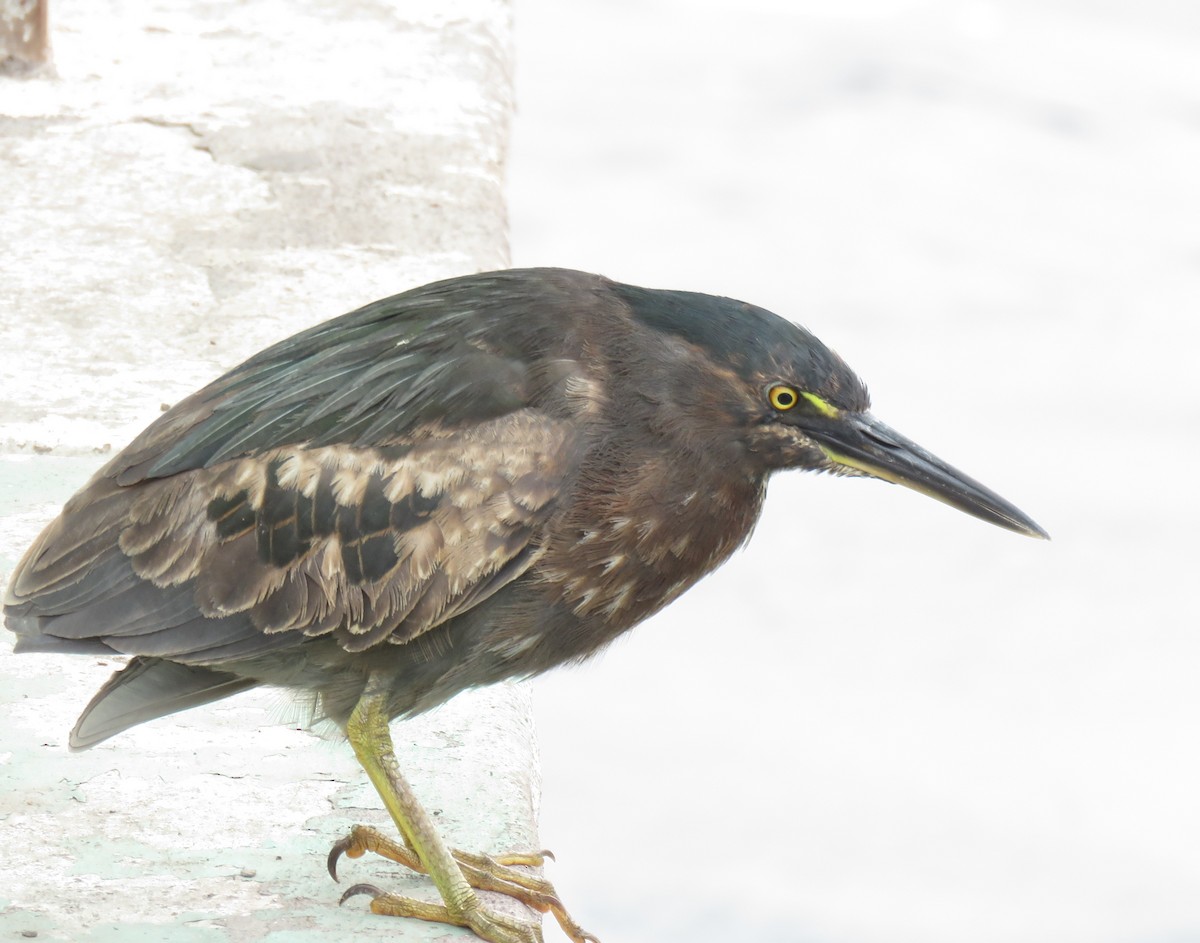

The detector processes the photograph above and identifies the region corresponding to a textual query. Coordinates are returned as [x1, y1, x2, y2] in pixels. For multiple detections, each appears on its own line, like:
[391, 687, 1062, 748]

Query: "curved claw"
[327, 827, 593, 941]
[327, 835, 354, 882]
[339, 882, 386, 906]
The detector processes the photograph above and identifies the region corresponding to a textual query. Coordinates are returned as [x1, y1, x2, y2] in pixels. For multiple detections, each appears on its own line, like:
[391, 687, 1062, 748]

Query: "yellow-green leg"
[341, 673, 569, 943]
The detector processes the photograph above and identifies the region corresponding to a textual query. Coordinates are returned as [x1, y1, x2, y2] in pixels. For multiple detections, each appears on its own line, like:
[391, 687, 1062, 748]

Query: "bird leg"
[339, 672, 595, 943]
[330, 823, 597, 942]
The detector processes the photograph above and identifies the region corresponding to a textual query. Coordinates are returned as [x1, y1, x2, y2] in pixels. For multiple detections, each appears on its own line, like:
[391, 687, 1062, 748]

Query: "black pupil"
[776, 389, 795, 407]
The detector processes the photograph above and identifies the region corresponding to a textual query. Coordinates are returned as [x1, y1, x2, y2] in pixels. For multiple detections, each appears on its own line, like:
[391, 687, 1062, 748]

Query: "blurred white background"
[508, 2, 1200, 942]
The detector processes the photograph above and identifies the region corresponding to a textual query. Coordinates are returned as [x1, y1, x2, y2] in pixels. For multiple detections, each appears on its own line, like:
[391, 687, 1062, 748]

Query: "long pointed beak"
[806, 412, 1049, 539]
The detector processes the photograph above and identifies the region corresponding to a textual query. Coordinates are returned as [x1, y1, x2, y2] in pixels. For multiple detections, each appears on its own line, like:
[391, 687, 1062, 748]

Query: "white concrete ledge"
[0, 2, 534, 940]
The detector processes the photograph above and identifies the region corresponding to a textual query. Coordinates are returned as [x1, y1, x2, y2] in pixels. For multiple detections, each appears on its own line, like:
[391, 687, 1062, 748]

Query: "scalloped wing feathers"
[7, 412, 573, 660]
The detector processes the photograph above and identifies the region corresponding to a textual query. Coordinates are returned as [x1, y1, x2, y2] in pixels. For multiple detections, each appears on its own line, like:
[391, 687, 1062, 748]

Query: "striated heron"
[4, 267, 1046, 942]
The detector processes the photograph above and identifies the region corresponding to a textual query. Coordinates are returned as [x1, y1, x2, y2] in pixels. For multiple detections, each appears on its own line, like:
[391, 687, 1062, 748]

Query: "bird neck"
[541, 438, 766, 629]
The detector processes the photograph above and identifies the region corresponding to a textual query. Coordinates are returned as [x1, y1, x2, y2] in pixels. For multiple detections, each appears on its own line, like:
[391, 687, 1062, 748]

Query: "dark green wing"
[112, 272, 548, 485]
[5, 271, 588, 664]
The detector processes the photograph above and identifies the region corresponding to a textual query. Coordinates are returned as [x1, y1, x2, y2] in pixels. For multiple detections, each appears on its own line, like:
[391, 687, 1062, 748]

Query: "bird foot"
[331, 824, 599, 943]
[341, 882, 544, 943]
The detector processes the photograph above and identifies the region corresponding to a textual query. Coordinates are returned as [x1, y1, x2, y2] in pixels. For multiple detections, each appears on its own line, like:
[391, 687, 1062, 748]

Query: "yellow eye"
[768, 385, 799, 410]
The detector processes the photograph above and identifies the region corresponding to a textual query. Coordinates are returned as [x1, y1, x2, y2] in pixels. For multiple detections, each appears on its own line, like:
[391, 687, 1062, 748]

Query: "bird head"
[746, 377, 1047, 539]
[616, 280, 1047, 539]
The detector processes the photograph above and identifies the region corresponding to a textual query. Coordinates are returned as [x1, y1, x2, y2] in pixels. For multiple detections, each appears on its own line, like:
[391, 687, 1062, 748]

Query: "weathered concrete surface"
[0, 2, 541, 941]
[0, 0, 511, 453]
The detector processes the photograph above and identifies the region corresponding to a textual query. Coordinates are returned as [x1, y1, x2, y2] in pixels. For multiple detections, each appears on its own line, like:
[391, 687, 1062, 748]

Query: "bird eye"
[768, 385, 799, 410]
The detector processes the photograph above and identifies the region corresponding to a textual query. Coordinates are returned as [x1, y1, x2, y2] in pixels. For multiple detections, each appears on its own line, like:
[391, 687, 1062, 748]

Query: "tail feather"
[69, 656, 259, 750]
